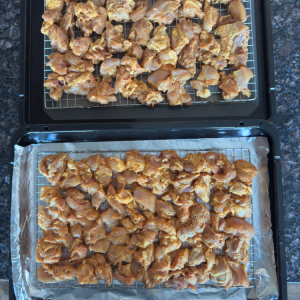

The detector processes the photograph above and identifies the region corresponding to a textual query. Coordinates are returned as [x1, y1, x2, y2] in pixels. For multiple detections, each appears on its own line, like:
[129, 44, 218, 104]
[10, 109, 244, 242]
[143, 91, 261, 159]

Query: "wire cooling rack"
[44, 0, 257, 109]
[35, 148, 256, 290]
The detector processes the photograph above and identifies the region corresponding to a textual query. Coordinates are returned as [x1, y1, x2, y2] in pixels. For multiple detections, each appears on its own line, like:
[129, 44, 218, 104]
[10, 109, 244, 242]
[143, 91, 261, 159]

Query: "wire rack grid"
[44, 0, 257, 109]
[35, 148, 256, 291]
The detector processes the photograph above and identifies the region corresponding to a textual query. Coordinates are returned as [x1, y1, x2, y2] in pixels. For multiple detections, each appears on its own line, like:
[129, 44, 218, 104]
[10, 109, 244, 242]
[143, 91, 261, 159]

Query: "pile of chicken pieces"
[37, 148, 257, 291]
[42, 0, 254, 106]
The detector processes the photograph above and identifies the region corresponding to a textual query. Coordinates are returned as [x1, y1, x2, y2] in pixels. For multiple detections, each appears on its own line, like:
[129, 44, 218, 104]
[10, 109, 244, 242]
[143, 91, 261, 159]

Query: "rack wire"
[35, 148, 256, 290]
[44, 0, 257, 109]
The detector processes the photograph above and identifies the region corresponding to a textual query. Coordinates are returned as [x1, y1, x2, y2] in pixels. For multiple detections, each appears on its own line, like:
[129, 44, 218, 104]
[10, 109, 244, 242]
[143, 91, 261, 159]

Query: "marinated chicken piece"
[155, 233, 181, 260]
[148, 254, 171, 282]
[107, 244, 136, 264]
[44, 72, 65, 101]
[173, 193, 196, 223]
[169, 248, 189, 271]
[170, 69, 192, 86]
[113, 174, 126, 191]
[201, 212, 225, 249]
[85, 154, 104, 172]
[74, 208, 101, 225]
[70, 223, 83, 239]
[124, 150, 145, 173]
[148, 69, 171, 92]
[46, 53, 68, 76]
[126, 43, 143, 60]
[43, 9, 62, 25]
[106, 22, 132, 54]
[167, 82, 191, 106]
[40, 186, 61, 204]
[194, 173, 212, 202]
[94, 262, 113, 287]
[183, 152, 206, 174]
[211, 189, 231, 218]
[107, 0, 135, 22]
[121, 56, 146, 77]
[218, 72, 239, 100]
[130, 0, 148, 22]
[198, 31, 220, 57]
[155, 199, 176, 219]
[60, 3, 76, 38]
[225, 236, 249, 265]
[157, 49, 177, 69]
[228, 51, 248, 69]
[190, 203, 210, 233]
[75, 1, 98, 22]
[70, 244, 88, 261]
[148, 169, 173, 195]
[186, 244, 207, 266]
[122, 169, 138, 185]
[114, 66, 138, 98]
[133, 185, 156, 213]
[90, 0, 106, 6]
[70, 37, 92, 57]
[178, 37, 198, 76]
[75, 19, 93, 37]
[106, 184, 127, 215]
[228, 259, 250, 288]
[43, 220, 71, 246]
[77, 259, 98, 284]
[129, 230, 156, 248]
[202, 152, 219, 174]
[36, 238, 62, 264]
[37, 266, 57, 283]
[125, 206, 146, 226]
[144, 217, 176, 235]
[190, 80, 210, 99]
[64, 71, 97, 95]
[46, 0, 64, 10]
[232, 66, 253, 97]
[114, 263, 136, 287]
[213, 153, 236, 182]
[171, 22, 189, 56]
[177, 0, 205, 20]
[147, 25, 170, 53]
[90, 237, 111, 253]
[210, 256, 233, 290]
[146, 1, 180, 25]
[87, 79, 117, 105]
[83, 218, 107, 245]
[101, 208, 123, 227]
[48, 263, 78, 282]
[214, 21, 249, 59]
[141, 49, 161, 73]
[229, 180, 252, 196]
[66, 196, 92, 212]
[129, 18, 153, 47]
[193, 248, 214, 282]
[64, 50, 94, 72]
[133, 244, 154, 267]
[165, 267, 197, 291]
[47, 24, 69, 53]
[100, 58, 121, 77]
[109, 227, 130, 245]
[223, 216, 255, 242]
[202, 0, 219, 32]
[229, 0, 247, 23]
[39, 153, 69, 185]
[84, 47, 112, 64]
[121, 218, 138, 233]
[229, 195, 252, 219]
[176, 221, 197, 242]
[172, 172, 199, 194]
[89, 6, 107, 35]
[210, 56, 227, 70]
[104, 156, 126, 174]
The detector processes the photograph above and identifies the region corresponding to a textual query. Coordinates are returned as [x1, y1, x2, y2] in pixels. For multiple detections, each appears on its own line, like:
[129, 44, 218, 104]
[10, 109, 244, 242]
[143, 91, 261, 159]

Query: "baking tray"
[19, 0, 276, 124]
[34, 147, 255, 291]
[44, 0, 257, 108]
[9, 120, 286, 299]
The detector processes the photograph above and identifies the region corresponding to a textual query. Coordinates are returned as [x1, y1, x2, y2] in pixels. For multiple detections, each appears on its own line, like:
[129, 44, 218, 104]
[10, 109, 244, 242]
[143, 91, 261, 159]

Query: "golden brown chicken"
[129, 17, 153, 47]
[147, 25, 170, 53]
[130, 0, 148, 22]
[106, 0, 135, 22]
[146, 1, 180, 25]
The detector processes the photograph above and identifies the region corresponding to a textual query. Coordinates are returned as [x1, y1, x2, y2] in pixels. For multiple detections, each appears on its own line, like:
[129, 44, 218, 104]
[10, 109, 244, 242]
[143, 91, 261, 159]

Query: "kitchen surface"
[0, 0, 299, 298]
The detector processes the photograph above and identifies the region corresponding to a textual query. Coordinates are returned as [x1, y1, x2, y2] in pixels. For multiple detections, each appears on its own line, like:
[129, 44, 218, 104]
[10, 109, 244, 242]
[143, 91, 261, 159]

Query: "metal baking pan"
[9, 120, 286, 299]
[19, 0, 276, 124]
